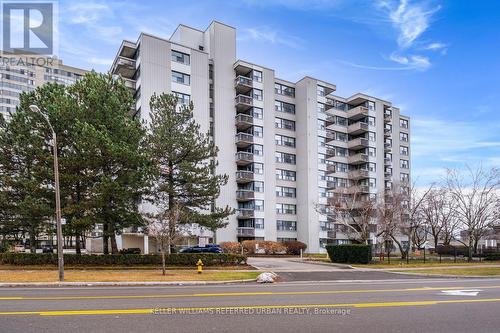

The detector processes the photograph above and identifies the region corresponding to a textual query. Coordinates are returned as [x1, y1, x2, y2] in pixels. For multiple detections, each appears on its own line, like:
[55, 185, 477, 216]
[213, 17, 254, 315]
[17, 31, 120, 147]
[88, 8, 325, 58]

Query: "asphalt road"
[2, 278, 500, 333]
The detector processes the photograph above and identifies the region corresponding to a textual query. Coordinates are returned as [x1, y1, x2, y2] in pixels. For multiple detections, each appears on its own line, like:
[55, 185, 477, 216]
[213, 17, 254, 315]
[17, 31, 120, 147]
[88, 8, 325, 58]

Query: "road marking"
[1, 285, 500, 301]
[2, 298, 500, 316]
[441, 289, 482, 296]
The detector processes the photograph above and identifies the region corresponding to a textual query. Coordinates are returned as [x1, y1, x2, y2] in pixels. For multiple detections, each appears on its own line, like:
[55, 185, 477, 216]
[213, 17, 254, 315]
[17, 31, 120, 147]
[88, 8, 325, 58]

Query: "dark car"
[180, 245, 223, 253]
[41, 245, 54, 253]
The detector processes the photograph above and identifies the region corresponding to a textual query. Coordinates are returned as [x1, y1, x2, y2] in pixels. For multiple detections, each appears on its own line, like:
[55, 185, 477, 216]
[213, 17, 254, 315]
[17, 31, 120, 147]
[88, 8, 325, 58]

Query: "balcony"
[235, 113, 254, 130]
[237, 227, 255, 237]
[326, 164, 336, 173]
[347, 122, 368, 135]
[347, 137, 369, 150]
[235, 94, 253, 111]
[346, 105, 369, 120]
[235, 151, 254, 165]
[325, 131, 335, 143]
[348, 153, 369, 165]
[236, 190, 255, 201]
[384, 113, 392, 122]
[384, 142, 392, 151]
[235, 170, 254, 183]
[237, 209, 255, 219]
[112, 56, 136, 79]
[326, 148, 335, 157]
[384, 128, 392, 137]
[349, 169, 369, 180]
[235, 75, 253, 94]
[385, 171, 392, 179]
[121, 77, 136, 91]
[327, 230, 336, 239]
[235, 132, 254, 147]
[347, 185, 370, 194]
[384, 157, 392, 164]
[326, 180, 336, 188]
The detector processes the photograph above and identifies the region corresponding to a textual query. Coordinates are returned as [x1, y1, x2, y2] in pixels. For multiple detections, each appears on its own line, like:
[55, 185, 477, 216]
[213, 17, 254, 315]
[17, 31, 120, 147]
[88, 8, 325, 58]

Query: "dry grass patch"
[393, 267, 500, 276]
[0, 269, 260, 283]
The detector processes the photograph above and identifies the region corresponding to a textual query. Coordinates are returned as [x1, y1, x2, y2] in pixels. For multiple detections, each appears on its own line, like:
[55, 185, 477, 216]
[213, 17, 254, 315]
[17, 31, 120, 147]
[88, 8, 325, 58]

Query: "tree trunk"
[110, 234, 118, 254]
[468, 235, 473, 262]
[75, 234, 81, 254]
[103, 223, 109, 255]
[161, 248, 166, 276]
[29, 227, 36, 254]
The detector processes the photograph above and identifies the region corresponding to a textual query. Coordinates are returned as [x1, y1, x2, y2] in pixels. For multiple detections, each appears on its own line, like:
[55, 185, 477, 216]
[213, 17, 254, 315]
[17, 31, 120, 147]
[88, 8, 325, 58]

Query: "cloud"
[239, 27, 303, 49]
[376, 0, 443, 71]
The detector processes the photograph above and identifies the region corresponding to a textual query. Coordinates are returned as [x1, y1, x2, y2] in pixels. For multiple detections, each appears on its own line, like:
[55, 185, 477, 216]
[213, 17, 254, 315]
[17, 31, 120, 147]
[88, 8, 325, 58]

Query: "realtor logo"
[1, 1, 55, 55]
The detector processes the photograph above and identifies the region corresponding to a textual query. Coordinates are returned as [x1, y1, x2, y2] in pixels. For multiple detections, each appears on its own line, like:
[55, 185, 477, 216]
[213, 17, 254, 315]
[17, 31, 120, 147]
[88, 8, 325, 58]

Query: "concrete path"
[247, 257, 347, 272]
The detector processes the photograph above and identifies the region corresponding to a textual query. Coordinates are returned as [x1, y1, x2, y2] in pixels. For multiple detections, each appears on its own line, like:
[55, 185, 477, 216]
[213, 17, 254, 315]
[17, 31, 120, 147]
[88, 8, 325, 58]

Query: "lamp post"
[29, 105, 64, 282]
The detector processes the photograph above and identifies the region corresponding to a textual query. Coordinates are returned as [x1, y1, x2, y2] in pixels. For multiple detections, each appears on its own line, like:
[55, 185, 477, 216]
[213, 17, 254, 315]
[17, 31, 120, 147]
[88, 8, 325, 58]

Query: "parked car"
[179, 245, 223, 253]
[42, 245, 54, 253]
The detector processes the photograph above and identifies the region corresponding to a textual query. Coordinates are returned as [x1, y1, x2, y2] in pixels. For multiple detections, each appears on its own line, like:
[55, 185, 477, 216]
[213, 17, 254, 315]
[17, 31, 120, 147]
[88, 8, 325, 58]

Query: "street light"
[29, 105, 64, 282]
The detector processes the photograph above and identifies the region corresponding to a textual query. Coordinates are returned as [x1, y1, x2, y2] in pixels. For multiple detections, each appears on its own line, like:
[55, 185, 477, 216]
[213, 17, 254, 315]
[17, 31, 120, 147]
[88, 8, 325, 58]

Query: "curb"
[0, 278, 257, 288]
[290, 259, 353, 269]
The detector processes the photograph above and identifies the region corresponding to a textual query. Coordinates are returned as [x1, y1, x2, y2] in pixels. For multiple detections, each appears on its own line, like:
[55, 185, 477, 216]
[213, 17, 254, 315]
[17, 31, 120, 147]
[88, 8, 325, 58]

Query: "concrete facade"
[111, 21, 411, 253]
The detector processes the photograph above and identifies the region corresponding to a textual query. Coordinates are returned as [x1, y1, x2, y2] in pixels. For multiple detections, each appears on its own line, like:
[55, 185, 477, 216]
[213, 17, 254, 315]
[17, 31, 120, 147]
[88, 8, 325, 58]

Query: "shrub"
[283, 241, 307, 255]
[436, 245, 469, 256]
[260, 241, 287, 255]
[0, 253, 247, 266]
[241, 240, 258, 254]
[326, 244, 372, 264]
[482, 250, 500, 261]
[219, 242, 242, 254]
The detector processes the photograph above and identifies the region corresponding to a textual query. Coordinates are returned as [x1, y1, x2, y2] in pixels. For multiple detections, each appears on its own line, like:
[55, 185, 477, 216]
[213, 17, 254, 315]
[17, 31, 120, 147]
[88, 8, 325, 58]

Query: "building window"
[336, 116, 347, 126]
[400, 118, 409, 129]
[252, 89, 263, 101]
[385, 152, 392, 161]
[171, 50, 190, 65]
[367, 147, 376, 157]
[171, 71, 190, 85]
[252, 144, 264, 156]
[252, 107, 263, 119]
[275, 152, 296, 164]
[400, 173, 410, 182]
[275, 100, 295, 114]
[318, 119, 326, 130]
[400, 132, 409, 142]
[276, 186, 296, 198]
[400, 146, 409, 156]
[317, 103, 326, 114]
[400, 159, 409, 169]
[367, 101, 376, 110]
[252, 162, 264, 174]
[276, 169, 296, 181]
[275, 117, 295, 131]
[274, 83, 295, 97]
[172, 91, 190, 105]
[252, 70, 262, 82]
[317, 85, 327, 96]
[276, 203, 296, 215]
[368, 131, 376, 142]
[367, 116, 376, 127]
[277, 220, 297, 231]
[275, 134, 296, 147]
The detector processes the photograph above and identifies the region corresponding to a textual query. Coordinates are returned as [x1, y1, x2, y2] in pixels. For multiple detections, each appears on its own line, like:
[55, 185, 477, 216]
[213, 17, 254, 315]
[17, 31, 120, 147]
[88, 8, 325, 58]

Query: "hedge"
[436, 245, 469, 256]
[0, 253, 247, 266]
[326, 244, 372, 264]
[282, 241, 307, 255]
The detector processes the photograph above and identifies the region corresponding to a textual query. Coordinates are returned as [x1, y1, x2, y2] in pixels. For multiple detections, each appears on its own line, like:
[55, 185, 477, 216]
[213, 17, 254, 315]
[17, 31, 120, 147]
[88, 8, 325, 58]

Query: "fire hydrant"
[196, 259, 204, 274]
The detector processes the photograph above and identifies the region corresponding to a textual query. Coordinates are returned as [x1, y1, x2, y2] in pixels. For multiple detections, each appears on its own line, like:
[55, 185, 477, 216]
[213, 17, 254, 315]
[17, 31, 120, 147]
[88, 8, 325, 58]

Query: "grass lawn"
[0, 269, 261, 283]
[394, 267, 500, 276]
[0, 265, 253, 271]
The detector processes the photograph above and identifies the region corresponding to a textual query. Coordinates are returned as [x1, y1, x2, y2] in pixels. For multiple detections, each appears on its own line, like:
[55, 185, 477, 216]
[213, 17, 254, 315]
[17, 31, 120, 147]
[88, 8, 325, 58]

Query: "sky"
[56, 0, 500, 186]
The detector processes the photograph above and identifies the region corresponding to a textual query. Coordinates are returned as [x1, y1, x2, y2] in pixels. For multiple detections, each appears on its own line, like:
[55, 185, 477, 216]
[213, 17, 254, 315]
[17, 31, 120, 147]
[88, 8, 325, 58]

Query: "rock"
[256, 272, 279, 283]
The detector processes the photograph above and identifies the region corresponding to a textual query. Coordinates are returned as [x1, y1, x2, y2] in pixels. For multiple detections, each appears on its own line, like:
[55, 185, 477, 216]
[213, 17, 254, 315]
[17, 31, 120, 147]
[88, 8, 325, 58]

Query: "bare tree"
[420, 188, 459, 248]
[321, 187, 378, 244]
[144, 204, 185, 275]
[377, 182, 432, 259]
[446, 166, 500, 261]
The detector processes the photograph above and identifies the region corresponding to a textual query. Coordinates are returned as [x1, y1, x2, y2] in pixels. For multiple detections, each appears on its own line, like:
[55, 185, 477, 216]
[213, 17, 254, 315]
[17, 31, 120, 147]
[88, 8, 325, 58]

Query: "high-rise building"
[0, 53, 87, 116]
[111, 21, 411, 253]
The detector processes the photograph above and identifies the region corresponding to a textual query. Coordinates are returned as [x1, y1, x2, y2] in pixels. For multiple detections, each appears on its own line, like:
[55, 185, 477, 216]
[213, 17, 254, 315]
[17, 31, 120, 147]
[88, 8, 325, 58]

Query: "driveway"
[247, 257, 427, 281]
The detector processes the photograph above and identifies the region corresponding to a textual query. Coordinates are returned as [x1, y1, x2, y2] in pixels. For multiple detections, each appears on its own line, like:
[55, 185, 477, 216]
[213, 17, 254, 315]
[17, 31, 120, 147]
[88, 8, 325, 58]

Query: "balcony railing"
[236, 190, 255, 200]
[235, 132, 254, 146]
[348, 153, 369, 164]
[327, 230, 336, 239]
[346, 105, 369, 120]
[347, 122, 368, 135]
[235, 151, 254, 164]
[326, 164, 336, 173]
[237, 227, 255, 237]
[349, 169, 369, 179]
[235, 170, 254, 182]
[347, 137, 369, 149]
[235, 113, 254, 129]
[235, 75, 253, 87]
[237, 209, 255, 218]
[235, 94, 253, 110]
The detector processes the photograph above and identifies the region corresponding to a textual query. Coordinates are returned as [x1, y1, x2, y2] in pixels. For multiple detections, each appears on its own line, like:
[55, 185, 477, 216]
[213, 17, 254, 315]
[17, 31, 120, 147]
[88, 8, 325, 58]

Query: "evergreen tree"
[145, 93, 233, 253]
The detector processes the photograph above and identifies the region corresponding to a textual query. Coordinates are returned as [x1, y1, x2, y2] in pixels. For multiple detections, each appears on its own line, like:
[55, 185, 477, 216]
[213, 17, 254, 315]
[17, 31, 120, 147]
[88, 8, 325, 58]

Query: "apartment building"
[110, 21, 411, 253]
[0, 53, 87, 117]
